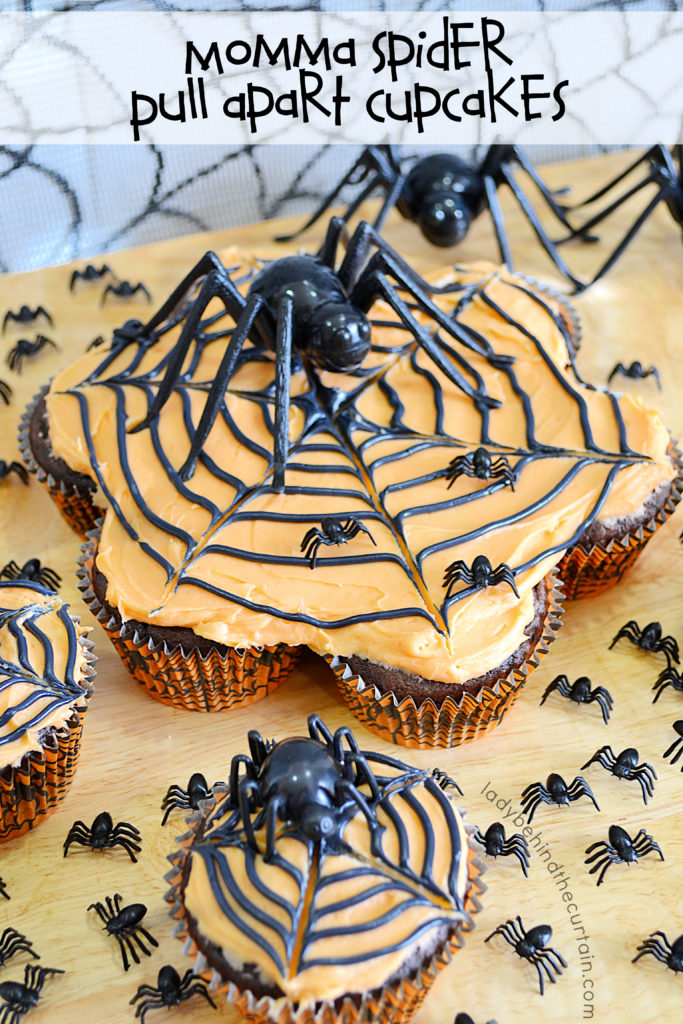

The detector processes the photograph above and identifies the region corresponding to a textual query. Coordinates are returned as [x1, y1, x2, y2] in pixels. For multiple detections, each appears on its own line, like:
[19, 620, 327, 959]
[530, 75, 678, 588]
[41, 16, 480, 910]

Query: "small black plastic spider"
[0, 879, 9, 901]
[63, 812, 141, 862]
[652, 666, 683, 704]
[101, 281, 151, 304]
[300, 516, 376, 569]
[540, 674, 613, 724]
[130, 965, 217, 1023]
[520, 773, 599, 825]
[0, 930, 38, 968]
[161, 773, 218, 825]
[454, 1015, 499, 1024]
[485, 917, 567, 995]
[445, 447, 515, 491]
[608, 361, 661, 391]
[276, 145, 583, 288]
[472, 822, 530, 877]
[0, 380, 11, 406]
[609, 620, 680, 667]
[2, 306, 53, 333]
[129, 220, 508, 488]
[585, 824, 663, 886]
[6, 336, 58, 373]
[633, 931, 683, 974]
[581, 745, 657, 804]
[443, 554, 519, 601]
[0, 965, 63, 1024]
[88, 894, 158, 972]
[0, 462, 28, 486]
[662, 720, 683, 768]
[69, 264, 114, 291]
[0, 560, 61, 591]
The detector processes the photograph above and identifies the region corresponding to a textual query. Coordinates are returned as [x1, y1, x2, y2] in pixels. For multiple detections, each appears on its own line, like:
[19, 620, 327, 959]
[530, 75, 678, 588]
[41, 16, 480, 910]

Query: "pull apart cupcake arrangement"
[0, 149, 682, 1024]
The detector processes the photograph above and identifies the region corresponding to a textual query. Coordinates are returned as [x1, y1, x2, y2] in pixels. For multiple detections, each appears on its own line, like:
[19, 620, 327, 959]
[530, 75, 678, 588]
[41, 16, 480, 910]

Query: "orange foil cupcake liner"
[326, 569, 564, 749]
[558, 441, 683, 600]
[0, 635, 96, 843]
[164, 801, 486, 1024]
[18, 387, 103, 539]
[77, 529, 300, 713]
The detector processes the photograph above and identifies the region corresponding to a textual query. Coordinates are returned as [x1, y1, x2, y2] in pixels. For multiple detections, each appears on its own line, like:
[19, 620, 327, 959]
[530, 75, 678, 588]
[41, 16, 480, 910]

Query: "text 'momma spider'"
[485, 917, 567, 994]
[540, 674, 613, 724]
[300, 516, 376, 569]
[585, 825, 663, 886]
[581, 746, 657, 804]
[130, 965, 217, 1023]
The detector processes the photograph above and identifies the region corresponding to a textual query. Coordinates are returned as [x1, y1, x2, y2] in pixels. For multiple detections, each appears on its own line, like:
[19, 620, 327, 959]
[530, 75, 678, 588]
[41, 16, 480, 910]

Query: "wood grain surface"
[0, 152, 681, 1024]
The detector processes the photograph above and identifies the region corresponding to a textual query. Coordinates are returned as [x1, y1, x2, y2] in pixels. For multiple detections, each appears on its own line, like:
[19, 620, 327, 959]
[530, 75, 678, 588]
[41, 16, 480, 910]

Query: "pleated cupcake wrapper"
[163, 796, 486, 1024]
[558, 440, 683, 600]
[77, 526, 300, 713]
[18, 385, 103, 539]
[326, 568, 564, 749]
[0, 629, 96, 843]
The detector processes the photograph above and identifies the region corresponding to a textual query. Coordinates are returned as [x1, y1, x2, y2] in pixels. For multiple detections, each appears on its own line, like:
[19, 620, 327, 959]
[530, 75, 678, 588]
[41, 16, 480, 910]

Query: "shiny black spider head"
[400, 154, 482, 247]
[573, 676, 592, 700]
[521, 924, 552, 956]
[258, 737, 343, 842]
[547, 773, 570, 804]
[608, 825, 637, 862]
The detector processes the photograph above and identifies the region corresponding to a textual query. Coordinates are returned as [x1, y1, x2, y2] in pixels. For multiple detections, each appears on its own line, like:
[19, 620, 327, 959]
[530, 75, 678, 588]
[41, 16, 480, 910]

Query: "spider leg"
[264, 794, 286, 862]
[607, 363, 627, 386]
[663, 728, 683, 764]
[302, 536, 322, 569]
[229, 754, 256, 807]
[591, 691, 612, 726]
[271, 293, 294, 493]
[632, 938, 670, 965]
[633, 766, 656, 804]
[109, 836, 141, 863]
[580, 747, 613, 772]
[133, 997, 165, 1023]
[632, 831, 664, 860]
[336, 779, 380, 848]
[134, 283, 151, 302]
[307, 715, 335, 750]
[88, 903, 110, 927]
[568, 778, 600, 812]
[115, 933, 132, 972]
[609, 621, 639, 649]
[520, 792, 544, 825]
[588, 853, 617, 887]
[238, 779, 261, 853]
[529, 953, 552, 995]
[8, 463, 29, 485]
[647, 366, 663, 391]
[248, 730, 269, 767]
[332, 725, 360, 762]
[160, 793, 189, 826]
[501, 146, 578, 232]
[0, 380, 12, 405]
[181, 983, 217, 1009]
[504, 840, 530, 877]
[344, 753, 381, 800]
[131, 925, 158, 955]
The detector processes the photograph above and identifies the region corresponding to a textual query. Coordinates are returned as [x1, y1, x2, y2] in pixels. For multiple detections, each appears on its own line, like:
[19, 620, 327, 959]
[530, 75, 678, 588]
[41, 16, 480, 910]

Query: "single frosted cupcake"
[0, 580, 95, 841]
[166, 714, 484, 1024]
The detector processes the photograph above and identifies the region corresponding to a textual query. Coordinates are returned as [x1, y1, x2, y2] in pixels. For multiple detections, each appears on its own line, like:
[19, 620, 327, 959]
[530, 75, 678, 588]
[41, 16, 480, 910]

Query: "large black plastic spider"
[662, 720, 683, 768]
[0, 965, 63, 1024]
[540, 674, 613, 725]
[472, 822, 529, 877]
[300, 516, 376, 569]
[445, 447, 515, 491]
[443, 554, 519, 601]
[161, 773, 218, 825]
[102, 280, 151, 305]
[633, 931, 683, 974]
[610, 620, 679, 667]
[6, 336, 58, 373]
[520, 773, 599, 825]
[0, 930, 38, 969]
[2, 306, 53, 333]
[0, 560, 61, 591]
[69, 264, 114, 291]
[277, 145, 583, 288]
[0, 462, 28, 486]
[128, 220, 508, 489]
[0, 380, 11, 406]
[485, 917, 567, 995]
[652, 666, 683, 704]
[88, 894, 158, 972]
[581, 745, 657, 804]
[585, 824, 663, 886]
[560, 144, 683, 287]
[64, 812, 141, 862]
[130, 965, 217, 1023]
[608, 361, 661, 390]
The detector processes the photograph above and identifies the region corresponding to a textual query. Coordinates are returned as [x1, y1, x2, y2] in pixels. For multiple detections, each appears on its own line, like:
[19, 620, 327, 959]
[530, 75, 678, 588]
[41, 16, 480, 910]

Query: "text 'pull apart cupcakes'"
[0, 580, 95, 840]
[22, 246, 680, 741]
[166, 714, 485, 1024]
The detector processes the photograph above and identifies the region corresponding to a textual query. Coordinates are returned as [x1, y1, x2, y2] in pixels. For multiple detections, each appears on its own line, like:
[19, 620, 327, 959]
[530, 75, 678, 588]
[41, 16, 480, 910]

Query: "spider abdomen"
[259, 738, 343, 840]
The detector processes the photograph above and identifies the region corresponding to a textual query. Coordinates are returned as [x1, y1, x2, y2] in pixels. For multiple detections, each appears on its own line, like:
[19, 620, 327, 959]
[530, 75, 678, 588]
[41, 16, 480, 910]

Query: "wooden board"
[0, 151, 682, 1024]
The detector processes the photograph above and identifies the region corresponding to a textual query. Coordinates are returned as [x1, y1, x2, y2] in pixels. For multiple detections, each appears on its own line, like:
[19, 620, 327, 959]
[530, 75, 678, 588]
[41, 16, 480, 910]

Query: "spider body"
[0, 380, 11, 406]
[608, 361, 661, 390]
[130, 965, 217, 1022]
[0, 560, 61, 591]
[581, 745, 657, 803]
[2, 306, 53, 333]
[70, 264, 114, 291]
[485, 917, 567, 994]
[472, 822, 530, 877]
[445, 448, 515, 490]
[585, 824, 663, 886]
[277, 145, 582, 288]
[0, 930, 38, 968]
[652, 666, 683, 703]
[662, 720, 683, 767]
[0, 462, 28, 486]
[102, 281, 151, 304]
[610, 619, 679, 667]
[443, 554, 519, 600]
[161, 772, 216, 825]
[88, 894, 158, 971]
[130, 223, 503, 489]
[63, 811, 141, 862]
[0, 965, 63, 1023]
[633, 931, 683, 973]
[520, 773, 599, 824]
[540, 674, 613, 724]
[6, 336, 58, 373]
[300, 516, 376, 569]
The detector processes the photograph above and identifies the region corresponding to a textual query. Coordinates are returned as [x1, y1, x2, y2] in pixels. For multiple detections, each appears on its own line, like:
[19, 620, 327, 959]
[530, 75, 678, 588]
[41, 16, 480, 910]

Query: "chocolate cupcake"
[166, 714, 484, 1024]
[0, 580, 95, 841]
